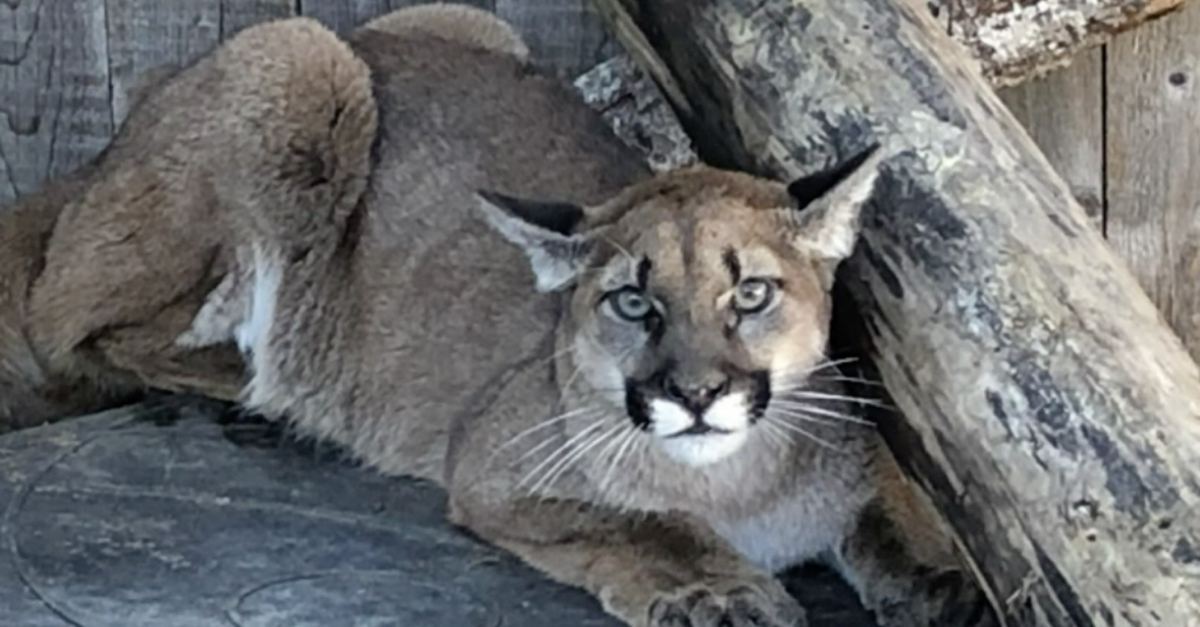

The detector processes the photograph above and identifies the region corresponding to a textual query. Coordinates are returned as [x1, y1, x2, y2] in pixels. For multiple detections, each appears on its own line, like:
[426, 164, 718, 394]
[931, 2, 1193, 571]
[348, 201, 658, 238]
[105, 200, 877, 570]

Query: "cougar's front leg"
[443, 361, 803, 627]
[448, 495, 806, 627]
[834, 454, 998, 627]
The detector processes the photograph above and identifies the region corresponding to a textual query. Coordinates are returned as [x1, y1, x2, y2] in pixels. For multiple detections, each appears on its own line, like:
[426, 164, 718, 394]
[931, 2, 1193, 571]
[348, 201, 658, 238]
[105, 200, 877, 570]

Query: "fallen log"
[590, 0, 1200, 625]
[590, 0, 1188, 92]
[935, 0, 1186, 86]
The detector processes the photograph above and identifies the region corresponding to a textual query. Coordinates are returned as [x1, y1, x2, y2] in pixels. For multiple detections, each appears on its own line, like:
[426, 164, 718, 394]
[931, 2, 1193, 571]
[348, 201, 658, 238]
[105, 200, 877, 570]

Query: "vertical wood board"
[220, 0, 296, 39]
[496, 0, 618, 77]
[998, 49, 1106, 231]
[933, 0, 1186, 87]
[106, 0, 221, 126]
[0, 0, 113, 206]
[1106, 0, 1200, 361]
[302, 0, 495, 34]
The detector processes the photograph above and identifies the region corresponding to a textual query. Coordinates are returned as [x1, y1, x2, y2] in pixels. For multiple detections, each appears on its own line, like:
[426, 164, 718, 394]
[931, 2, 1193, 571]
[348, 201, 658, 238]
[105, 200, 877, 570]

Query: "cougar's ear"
[786, 142, 884, 268]
[475, 190, 598, 292]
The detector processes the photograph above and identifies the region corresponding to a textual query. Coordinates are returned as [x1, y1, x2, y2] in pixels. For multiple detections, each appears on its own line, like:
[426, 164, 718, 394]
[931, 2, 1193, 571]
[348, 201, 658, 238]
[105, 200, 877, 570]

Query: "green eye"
[608, 288, 653, 321]
[733, 279, 775, 314]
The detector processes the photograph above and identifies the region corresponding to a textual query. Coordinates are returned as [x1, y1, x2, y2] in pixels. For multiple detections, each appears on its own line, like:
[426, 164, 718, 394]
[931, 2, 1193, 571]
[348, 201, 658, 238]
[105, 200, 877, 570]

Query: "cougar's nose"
[663, 374, 731, 414]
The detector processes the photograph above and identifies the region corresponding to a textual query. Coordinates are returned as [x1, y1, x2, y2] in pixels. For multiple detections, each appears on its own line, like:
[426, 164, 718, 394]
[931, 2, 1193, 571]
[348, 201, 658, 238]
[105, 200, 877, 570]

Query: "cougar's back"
[257, 29, 649, 478]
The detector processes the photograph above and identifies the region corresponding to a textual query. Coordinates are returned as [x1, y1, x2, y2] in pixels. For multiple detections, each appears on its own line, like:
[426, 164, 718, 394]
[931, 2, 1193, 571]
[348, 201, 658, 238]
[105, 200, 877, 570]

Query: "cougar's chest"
[708, 486, 860, 572]
[704, 447, 874, 573]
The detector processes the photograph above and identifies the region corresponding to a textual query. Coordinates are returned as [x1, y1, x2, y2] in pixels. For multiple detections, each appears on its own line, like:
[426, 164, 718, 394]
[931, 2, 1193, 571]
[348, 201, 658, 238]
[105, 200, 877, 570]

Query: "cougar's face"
[567, 196, 832, 467]
[478, 151, 880, 470]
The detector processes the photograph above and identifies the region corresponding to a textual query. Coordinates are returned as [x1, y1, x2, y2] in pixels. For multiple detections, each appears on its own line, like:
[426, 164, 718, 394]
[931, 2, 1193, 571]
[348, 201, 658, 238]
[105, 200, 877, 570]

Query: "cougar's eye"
[733, 279, 776, 314]
[608, 287, 654, 321]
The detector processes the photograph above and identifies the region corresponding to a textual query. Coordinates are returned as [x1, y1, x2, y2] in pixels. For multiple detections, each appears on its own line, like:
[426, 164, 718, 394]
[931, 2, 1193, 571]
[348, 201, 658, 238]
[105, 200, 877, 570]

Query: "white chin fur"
[649, 394, 752, 467]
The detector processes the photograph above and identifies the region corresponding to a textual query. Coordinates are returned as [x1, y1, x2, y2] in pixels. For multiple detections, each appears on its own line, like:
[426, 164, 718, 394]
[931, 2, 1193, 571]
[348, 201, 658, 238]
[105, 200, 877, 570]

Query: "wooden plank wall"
[999, 2, 1200, 361]
[0, 0, 616, 206]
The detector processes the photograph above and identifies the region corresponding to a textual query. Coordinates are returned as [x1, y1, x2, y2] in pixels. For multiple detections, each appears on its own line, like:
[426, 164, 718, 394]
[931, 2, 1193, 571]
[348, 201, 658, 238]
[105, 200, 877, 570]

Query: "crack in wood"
[0, 0, 44, 66]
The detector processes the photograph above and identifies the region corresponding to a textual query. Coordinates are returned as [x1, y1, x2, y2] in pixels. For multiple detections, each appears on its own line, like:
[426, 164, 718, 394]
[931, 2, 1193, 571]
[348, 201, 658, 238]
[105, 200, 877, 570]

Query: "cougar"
[11, 4, 996, 626]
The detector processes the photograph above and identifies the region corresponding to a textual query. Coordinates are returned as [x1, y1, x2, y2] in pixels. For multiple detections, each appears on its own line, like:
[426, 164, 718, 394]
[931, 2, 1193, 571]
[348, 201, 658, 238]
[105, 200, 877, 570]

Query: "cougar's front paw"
[647, 581, 807, 627]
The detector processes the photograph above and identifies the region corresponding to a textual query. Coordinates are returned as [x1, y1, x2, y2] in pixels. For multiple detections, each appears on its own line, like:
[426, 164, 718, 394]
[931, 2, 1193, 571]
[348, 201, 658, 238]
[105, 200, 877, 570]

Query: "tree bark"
[937, 0, 1186, 87]
[590, 0, 1200, 625]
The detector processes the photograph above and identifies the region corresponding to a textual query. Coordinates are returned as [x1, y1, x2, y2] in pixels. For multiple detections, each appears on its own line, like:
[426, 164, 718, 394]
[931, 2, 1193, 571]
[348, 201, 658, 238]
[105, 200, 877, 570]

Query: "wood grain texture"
[936, 0, 1187, 87]
[496, 0, 619, 77]
[0, 0, 113, 206]
[106, 0, 220, 126]
[1106, 1, 1200, 362]
[219, 0, 295, 39]
[998, 50, 1105, 231]
[302, 0, 494, 33]
[596, 0, 1200, 624]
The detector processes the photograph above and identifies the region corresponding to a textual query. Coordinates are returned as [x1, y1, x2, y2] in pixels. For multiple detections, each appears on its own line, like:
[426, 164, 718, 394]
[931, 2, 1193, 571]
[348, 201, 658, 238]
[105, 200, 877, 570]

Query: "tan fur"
[0, 17, 377, 429]
[0, 170, 131, 430]
[3, 7, 995, 627]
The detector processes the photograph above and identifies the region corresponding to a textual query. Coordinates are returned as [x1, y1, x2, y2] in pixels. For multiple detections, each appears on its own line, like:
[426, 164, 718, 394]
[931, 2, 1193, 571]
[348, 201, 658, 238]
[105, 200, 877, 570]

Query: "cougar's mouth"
[666, 422, 729, 437]
[623, 370, 771, 467]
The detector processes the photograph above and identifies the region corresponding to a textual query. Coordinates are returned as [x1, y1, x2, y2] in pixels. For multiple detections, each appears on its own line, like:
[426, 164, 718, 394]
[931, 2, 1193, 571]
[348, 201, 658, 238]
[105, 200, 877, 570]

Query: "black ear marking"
[786, 141, 882, 210]
[476, 190, 585, 236]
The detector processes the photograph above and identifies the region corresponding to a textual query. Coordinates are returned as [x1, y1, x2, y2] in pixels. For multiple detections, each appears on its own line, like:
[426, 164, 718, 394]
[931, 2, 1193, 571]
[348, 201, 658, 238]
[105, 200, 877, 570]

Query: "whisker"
[531, 419, 625, 495]
[768, 407, 844, 427]
[773, 356, 859, 379]
[532, 344, 580, 372]
[772, 383, 886, 397]
[558, 344, 637, 403]
[558, 357, 593, 401]
[590, 424, 633, 481]
[516, 419, 607, 491]
[599, 428, 640, 494]
[494, 405, 604, 459]
[510, 435, 559, 468]
[757, 420, 791, 449]
[771, 358, 861, 391]
[777, 391, 893, 410]
[769, 403, 876, 427]
[602, 235, 637, 263]
[765, 417, 842, 451]
[811, 375, 886, 388]
[512, 411, 609, 467]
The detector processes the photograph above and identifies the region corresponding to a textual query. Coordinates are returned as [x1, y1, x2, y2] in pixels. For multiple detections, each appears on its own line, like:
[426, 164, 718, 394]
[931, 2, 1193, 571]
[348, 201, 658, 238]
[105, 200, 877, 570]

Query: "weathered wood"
[298, 0, 615, 77]
[300, 0, 494, 34]
[573, 55, 697, 172]
[0, 0, 114, 206]
[106, 0, 221, 126]
[0, 0, 1192, 210]
[219, 0, 295, 39]
[937, 0, 1187, 86]
[1106, 0, 1200, 363]
[593, 0, 1200, 624]
[997, 50, 1105, 231]
[495, 0, 620, 78]
[302, 0, 403, 33]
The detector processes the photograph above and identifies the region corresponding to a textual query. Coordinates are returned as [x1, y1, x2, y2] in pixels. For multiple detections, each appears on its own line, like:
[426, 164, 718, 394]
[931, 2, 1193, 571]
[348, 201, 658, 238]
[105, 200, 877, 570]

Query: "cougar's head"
[477, 146, 883, 468]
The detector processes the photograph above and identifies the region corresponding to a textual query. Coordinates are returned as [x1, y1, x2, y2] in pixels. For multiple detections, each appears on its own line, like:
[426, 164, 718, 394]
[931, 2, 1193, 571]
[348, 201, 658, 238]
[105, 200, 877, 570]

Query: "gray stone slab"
[0, 399, 876, 626]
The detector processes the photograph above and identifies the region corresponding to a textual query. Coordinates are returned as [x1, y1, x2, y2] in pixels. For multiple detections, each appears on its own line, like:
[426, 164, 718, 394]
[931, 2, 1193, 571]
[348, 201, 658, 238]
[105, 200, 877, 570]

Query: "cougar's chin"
[648, 392, 752, 467]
